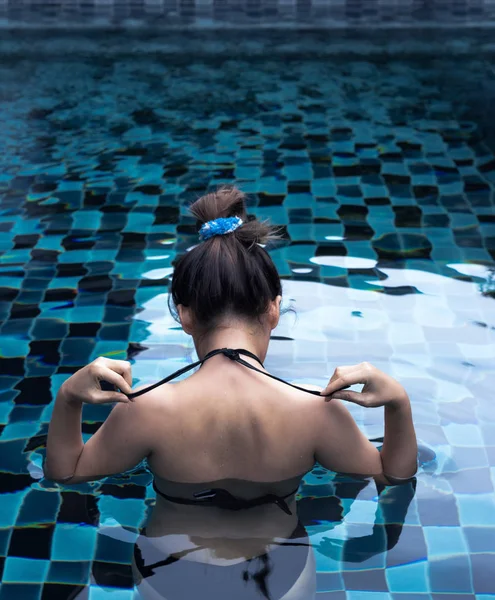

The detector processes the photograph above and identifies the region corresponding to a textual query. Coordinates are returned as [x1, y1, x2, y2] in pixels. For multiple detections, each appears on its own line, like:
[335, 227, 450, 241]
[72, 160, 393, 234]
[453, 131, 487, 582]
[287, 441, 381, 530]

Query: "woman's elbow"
[43, 461, 76, 484]
[44, 471, 76, 484]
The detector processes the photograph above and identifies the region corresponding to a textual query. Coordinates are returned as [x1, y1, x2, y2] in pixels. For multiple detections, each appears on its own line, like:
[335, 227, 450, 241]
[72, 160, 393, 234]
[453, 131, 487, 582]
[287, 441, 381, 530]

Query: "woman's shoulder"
[126, 382, 179, 413]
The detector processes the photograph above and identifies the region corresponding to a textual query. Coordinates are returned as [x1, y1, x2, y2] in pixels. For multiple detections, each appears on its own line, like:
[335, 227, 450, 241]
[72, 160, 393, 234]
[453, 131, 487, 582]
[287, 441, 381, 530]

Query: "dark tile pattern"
[1, 0, 495, 26]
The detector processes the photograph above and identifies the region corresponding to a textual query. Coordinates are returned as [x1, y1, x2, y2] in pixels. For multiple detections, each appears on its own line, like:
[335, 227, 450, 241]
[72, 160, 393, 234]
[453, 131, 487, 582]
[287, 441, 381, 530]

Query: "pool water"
[0, 29, 494, 600]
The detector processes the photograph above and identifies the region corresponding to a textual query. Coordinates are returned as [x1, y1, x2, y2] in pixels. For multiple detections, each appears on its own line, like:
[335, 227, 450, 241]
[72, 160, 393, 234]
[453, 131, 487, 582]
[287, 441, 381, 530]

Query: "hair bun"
[190, 186, 276, 246]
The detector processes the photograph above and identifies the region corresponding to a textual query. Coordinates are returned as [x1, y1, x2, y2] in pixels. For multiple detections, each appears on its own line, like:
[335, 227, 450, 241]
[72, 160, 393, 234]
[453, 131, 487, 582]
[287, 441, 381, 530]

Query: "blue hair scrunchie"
[199, 216, 243, 241]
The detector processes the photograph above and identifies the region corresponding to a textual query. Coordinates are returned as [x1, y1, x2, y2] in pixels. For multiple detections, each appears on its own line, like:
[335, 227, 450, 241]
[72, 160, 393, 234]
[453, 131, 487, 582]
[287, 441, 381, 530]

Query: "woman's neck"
[194, 322, 270, 363]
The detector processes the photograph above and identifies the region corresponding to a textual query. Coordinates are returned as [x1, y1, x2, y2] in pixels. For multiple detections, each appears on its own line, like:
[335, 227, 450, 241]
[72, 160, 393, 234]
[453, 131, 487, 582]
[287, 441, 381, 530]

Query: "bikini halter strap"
[126, 347, 323, 400]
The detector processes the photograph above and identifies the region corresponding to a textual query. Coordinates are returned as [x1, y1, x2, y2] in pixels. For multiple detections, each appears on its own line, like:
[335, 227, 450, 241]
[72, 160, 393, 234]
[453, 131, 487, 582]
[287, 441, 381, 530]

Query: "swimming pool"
[0, 29, 494, 599]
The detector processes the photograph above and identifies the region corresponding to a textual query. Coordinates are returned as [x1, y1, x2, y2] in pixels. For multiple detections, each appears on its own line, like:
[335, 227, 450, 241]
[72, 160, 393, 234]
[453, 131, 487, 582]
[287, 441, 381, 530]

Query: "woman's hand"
[59, 357, 133, 405]
[321, 362, 408, 408]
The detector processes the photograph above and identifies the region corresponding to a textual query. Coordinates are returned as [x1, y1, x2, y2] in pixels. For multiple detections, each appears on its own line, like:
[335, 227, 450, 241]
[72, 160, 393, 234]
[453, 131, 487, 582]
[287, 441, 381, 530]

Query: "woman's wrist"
[57, 383, 82, 407]
[386, 390, 410, 411]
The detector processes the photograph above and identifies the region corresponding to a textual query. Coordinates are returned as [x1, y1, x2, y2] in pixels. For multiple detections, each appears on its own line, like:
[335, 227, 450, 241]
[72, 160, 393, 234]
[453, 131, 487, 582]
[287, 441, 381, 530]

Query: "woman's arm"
[45, 357, 152, 483]
[315, 362, 417, 481]
[380, 397, 417, 480]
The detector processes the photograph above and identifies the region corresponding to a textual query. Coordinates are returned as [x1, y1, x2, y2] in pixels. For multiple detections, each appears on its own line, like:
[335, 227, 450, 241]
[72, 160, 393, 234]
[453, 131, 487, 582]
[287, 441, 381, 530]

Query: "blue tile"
[94, 532, 134, 564]
[0, 528, 13, 556]
[457, 495, 495, 526]
[429, 555, 473, 593]
[51, 524, 97, 562]
[343, 569, 388, 592]
[0, 492, 27, 528]
[386, 525, 427, 567]
[317, 593, 347, 600]
[318, 571, 346, 592]
[471, 554, 495, 594]
[0, 583, 42, 600]
[2, 557, 49, 583]
[0, 403, 15, 425]
[392, 596, 431, 600]
[386, 562, 430, 593]
[88, 586, 135, 599]
[97, 497, 146, 529]
[464, 527, 495, 553]
[1, 422, 41, 441]
[423, 526, 468, 557]
[444, 424, 485, 447]
[46, 560, 91, 585]
[17, 490, 61, 526]
[346, 592, 392, 600]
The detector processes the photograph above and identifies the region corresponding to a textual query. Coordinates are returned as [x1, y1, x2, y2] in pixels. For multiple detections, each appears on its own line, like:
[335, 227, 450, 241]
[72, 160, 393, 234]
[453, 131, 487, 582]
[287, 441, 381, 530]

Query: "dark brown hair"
[170, 187, 282, 327]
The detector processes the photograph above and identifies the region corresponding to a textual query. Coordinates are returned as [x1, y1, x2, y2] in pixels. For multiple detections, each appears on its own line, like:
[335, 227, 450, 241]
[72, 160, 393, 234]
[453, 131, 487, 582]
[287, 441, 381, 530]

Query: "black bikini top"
[152, 480, 298, 516]
[127, 347, 324, 515]
[126, 347, 324, 400]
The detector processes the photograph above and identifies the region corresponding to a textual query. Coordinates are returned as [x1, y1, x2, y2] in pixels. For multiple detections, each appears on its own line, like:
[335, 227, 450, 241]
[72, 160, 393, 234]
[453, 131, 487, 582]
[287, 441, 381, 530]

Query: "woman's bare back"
[145, 355, 319, 490]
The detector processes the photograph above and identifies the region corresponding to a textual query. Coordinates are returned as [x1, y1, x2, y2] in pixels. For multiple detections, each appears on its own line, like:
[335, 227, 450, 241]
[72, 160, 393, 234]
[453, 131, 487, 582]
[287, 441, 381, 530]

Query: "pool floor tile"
[417, 497, 461, 528]
[457, 495, 495, 527]
[46, 560, 91, 586]
[94, 532, 134, 565]
[16, 490, 61, 527]
[346, 592, 393, 600]
[91, 562, 134, 590]
[470, 554, 495, 594]
[0, 583, 43, 600]
[7, 526, 54, 560]
[318, 571, 346, 592]
[0, 528, 13, 556]
[432, 596, 476, 600]
[88, 586, 135, 600]
[343, 569, 389, 592]
[41, 583, 88, 600]
[2, 556, 49, 584]
[464, 527, 495, 553]
[386, 525, 428, 567]
[316, 593, 348, 600]
[423, 526, 469, 558]
[51, 523, 98, 562]
[386, 562, 430, 594]
[428, 555, 473, 594]
[392, 595, 432, 600]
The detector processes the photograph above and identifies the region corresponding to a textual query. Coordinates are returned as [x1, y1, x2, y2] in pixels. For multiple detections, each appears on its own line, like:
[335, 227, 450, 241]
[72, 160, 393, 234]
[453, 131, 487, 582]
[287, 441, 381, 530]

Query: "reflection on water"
[90, 475, 416, 599]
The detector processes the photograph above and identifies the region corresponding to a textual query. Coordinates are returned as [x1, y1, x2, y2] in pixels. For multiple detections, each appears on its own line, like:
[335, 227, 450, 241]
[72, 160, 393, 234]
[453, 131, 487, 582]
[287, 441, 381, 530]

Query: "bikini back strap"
[126, 347, 324, 400]
[225, 350, 324, 397]
[126, 348, 227, 399]
[153, 479, 297, 515]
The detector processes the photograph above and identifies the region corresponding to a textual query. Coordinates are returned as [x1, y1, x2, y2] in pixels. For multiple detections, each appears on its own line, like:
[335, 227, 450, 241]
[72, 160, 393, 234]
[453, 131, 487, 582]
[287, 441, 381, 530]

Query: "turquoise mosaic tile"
[385, 562, 430, 594]
[51, 524, 98, 562]
[2, 557, 49, 584]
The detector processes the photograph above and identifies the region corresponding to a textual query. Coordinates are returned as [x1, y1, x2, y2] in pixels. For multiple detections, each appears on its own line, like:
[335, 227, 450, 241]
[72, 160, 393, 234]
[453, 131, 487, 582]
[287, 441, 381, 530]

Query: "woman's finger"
[97, 391, 131, 404]
[111, 360, 133, 388]
[322, 367, 370, 397]
[327, 364, 361, 384]
[328, 390, 374, 406]
[96, 358, 133, 388]
[95, 368, 133, 396]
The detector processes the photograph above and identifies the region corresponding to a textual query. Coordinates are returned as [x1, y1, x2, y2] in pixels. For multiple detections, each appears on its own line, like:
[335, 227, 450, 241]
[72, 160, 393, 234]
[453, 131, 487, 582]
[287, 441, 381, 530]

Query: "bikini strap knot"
[222, 348, 240, 361]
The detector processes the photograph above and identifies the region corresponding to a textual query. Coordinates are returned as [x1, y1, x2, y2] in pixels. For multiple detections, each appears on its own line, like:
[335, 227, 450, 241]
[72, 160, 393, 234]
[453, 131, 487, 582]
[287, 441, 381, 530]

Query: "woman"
[45, 187, 417, 599]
